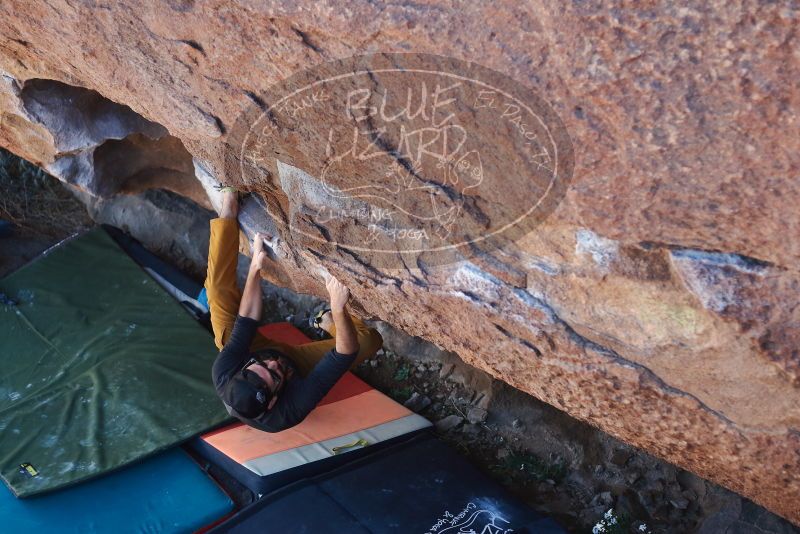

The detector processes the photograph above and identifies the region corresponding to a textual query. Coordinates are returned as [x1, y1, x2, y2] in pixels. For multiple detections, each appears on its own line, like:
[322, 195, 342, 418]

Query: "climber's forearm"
[238, 264, 263, 320]
[332, 309, 359, 355]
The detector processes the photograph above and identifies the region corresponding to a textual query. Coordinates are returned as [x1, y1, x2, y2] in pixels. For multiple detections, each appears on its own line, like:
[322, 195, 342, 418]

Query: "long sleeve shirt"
[212, 315, 357, 432]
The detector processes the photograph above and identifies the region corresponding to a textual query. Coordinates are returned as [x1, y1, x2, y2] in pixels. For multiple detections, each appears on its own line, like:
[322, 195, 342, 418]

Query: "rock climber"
[208, 189, 383, 432]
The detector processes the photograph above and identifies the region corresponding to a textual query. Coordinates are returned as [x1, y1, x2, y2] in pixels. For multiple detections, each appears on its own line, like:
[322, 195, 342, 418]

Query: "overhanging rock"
[0, 1, 798, 524]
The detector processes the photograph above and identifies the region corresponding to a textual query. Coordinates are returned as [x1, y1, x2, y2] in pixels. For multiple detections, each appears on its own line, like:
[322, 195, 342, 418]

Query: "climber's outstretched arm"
[326, 275, 359, 355]
[238, 233, 267, 320]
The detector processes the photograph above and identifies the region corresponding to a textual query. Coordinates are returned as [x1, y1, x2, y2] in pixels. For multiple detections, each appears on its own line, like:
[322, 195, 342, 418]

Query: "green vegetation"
[491, 451, 567, 485]
[389, 386, 413, 402]
[592, 508, 651, 534]
[392, 363, 410, 381]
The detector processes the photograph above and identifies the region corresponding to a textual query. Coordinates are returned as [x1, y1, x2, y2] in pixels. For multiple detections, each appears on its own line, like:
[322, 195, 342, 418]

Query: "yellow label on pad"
[20, 463, 38, 477]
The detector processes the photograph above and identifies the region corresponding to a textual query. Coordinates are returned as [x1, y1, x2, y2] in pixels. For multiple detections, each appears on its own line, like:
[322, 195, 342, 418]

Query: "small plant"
[393, 364, 410, 381]
[592, 508, 651, 534]
[389, 386, 413, 402]
[491, 451, 567, 485]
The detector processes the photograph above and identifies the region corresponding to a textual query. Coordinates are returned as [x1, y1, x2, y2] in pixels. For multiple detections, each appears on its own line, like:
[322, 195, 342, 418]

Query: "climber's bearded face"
[245, 355, 290, 408]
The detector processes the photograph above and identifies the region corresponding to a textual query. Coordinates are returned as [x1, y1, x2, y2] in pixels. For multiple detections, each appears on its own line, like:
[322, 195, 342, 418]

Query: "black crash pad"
[211, 433, 565, 533]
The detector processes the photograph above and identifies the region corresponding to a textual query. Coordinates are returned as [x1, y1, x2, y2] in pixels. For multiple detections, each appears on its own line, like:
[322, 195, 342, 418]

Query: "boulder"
[0, 1, 798, 524]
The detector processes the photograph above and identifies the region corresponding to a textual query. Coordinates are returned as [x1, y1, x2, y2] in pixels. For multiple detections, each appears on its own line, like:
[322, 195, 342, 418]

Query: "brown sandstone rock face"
[0, 1, 798, 524]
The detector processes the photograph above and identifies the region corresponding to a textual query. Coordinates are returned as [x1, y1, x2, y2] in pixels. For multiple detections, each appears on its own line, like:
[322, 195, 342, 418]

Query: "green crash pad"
[0, 227, 229, 497]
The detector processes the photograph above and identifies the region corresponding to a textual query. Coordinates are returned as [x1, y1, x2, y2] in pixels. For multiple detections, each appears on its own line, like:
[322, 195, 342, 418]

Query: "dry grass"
[0, 147, 91, 238]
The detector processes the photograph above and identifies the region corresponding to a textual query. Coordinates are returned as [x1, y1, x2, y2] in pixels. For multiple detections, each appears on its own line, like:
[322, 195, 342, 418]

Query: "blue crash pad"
[0, 448, 233, 534]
